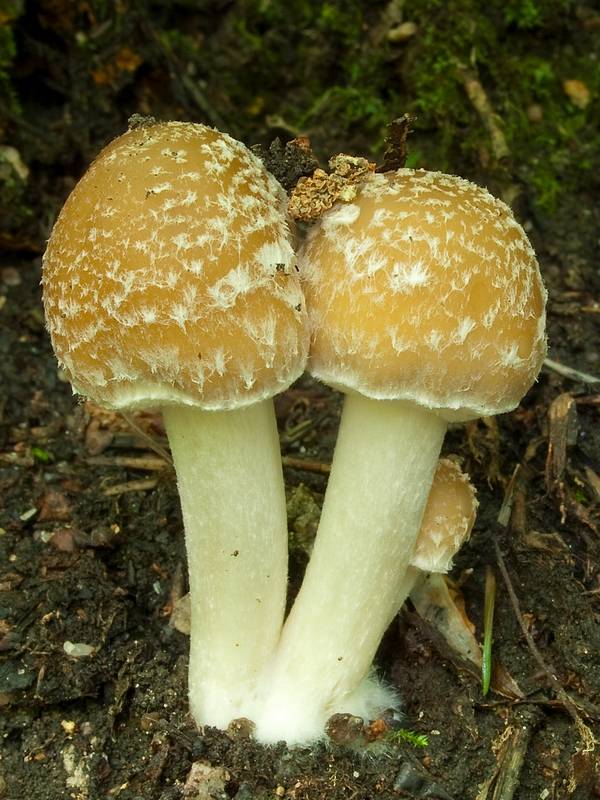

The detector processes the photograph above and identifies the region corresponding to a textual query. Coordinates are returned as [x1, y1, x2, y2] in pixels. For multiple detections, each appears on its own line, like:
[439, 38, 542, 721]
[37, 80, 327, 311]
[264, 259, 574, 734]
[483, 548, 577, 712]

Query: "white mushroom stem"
[254, 392, 447, 744]
[162, 399, 288, 729]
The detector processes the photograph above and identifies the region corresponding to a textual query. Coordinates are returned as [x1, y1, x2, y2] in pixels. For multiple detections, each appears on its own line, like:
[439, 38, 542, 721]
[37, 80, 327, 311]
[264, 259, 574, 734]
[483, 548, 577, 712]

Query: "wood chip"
[545, 393, 578, 489]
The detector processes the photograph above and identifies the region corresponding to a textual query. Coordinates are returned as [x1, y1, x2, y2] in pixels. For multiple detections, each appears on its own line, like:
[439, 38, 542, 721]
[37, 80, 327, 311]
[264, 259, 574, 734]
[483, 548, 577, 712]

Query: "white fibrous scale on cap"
[42, 121, 308, 411]
[300, 169, 547, 420]
[411, 459, 478, 573]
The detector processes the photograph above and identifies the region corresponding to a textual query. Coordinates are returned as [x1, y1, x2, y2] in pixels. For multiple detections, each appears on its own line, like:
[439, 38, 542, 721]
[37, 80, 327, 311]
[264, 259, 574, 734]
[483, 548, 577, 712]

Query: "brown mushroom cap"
[411, 458, 477, 573]
[43, 121, 308, 411]
[300, 169, 547, 421]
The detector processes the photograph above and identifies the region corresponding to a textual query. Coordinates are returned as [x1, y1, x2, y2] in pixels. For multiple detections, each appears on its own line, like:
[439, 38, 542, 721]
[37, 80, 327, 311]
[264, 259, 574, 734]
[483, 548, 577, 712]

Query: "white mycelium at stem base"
[163, 401, 288, 725]
[41, 120, 309, 730]
[255, 393, 446, 743]
[255, 168, 547, 744]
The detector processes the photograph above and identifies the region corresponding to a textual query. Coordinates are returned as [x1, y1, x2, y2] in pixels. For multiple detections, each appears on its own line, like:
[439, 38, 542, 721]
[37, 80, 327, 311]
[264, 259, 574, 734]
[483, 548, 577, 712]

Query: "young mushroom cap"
[43, 120, 307, 411]
[42, 120, 309, 730]
[411, 458, 478, 574]
[302, 168, 547, 421]
[408, 460, 480, 668]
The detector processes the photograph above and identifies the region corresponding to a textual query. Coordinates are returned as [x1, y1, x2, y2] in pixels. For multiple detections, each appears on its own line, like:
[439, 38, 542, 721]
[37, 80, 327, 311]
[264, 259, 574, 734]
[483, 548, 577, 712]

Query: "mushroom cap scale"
[43, 121, 308, 411]
[300, 169, 547, 421]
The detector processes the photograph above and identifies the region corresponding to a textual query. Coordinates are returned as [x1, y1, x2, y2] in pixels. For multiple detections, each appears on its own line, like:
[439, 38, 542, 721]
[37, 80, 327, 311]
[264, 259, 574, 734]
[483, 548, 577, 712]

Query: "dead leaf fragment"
[563, 79, 591, 109]
[0, 146, 29, 182]
[388, 21, 418, 42]
[92, 47, 142, 85]
[37, 489, 72, 522]
[411, 573, 481, 666]
[169, 592, 191, 635]
[545, 393, 578, 489]
[364, 717, 389, 742]
[583, 467, 600, 502]
[376, 114, 414, 173]
[84, 418, 114, 455]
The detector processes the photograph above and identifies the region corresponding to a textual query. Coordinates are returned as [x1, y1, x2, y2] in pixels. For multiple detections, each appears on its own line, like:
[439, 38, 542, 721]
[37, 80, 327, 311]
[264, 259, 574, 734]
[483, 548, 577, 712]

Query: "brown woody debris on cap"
[289, 154, 376, 222]
[376, 114, 414, 173]
[251, 136, 319, 192]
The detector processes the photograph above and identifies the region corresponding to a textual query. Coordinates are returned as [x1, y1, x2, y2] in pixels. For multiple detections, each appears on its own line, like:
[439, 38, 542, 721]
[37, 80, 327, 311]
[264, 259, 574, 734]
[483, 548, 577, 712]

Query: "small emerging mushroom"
[408, 458, 477, 579]
[406, 459, 483, 676]
[42, 121, 309, 728]
[255, 168, 546, 743]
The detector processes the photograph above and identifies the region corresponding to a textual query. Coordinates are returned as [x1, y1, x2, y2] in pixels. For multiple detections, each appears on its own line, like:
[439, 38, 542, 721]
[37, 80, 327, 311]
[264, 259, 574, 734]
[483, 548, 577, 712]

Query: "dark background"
[0, 2, 599, 798]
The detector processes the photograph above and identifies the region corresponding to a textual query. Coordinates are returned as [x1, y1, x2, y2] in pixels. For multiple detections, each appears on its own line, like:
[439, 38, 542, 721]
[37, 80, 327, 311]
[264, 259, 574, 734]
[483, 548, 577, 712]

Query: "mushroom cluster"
[43, 124, 547, 746]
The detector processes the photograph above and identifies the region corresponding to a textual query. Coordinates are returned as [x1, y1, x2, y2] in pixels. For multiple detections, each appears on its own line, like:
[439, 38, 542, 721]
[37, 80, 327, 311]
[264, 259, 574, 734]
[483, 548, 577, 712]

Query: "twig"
[281, 409, 334, 444]
[476, 707, 541, 800]
[87, 455, 169, 472]
[575, 396, 600, 406]
[493, 537, 580, 723]
[496, 464, 521, 528]
[119, 411, 173, 465]
[454, 61, 510, 161]
[282, 456, 331, 475]
[103, 478, 158, 497]
[543, 357, 600, 385]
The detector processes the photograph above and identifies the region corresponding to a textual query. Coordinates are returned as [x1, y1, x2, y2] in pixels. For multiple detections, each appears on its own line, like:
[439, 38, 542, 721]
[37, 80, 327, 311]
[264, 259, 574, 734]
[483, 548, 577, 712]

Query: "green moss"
[0, 145, 32, 234]
[396, 0, 599, 212]
[141, 0, 596, 215]
[197, 0, 397, 153]
[387, 729, 429, 748]
[5, 0, 598, 226]
[0, 0, 23, 116]
[286, 484, 321, 557]
[503, 0, 575, 29]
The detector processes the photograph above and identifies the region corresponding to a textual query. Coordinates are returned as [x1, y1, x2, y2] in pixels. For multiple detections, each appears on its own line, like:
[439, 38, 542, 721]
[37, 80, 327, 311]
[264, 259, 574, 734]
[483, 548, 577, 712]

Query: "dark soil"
[1, 3, 599, 799]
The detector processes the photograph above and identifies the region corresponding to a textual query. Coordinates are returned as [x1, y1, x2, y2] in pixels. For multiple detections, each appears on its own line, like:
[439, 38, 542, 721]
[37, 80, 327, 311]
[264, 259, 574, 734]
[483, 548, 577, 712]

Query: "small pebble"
[63, 641, 95, 657]
[48, 528, 78, 553]
[61, 720, 76, 735]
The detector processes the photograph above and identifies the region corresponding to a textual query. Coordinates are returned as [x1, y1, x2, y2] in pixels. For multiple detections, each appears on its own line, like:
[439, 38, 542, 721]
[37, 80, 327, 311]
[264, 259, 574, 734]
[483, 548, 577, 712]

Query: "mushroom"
[406, 459, 484, 675]
[408, 458, 477, 581]
[254, 168, 546, 743]
[42, 121, 309, 728]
